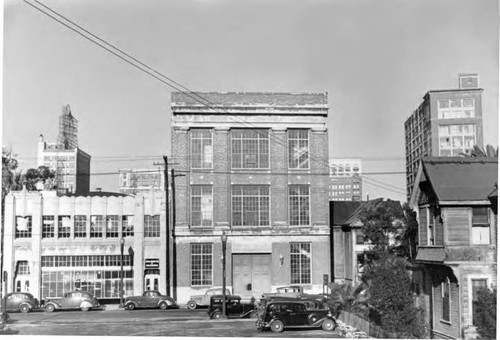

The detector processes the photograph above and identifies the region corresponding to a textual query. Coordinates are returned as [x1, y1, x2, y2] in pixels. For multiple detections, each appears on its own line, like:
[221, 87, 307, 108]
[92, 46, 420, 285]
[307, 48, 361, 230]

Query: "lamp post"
[119, 238, 125, 307]
[221, 231, 227, 319]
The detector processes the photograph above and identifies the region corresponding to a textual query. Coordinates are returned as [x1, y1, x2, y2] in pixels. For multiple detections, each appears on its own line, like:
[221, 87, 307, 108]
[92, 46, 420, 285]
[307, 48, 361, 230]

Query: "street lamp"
[119, 238, 125, 307]
[221, 231, 227, 319]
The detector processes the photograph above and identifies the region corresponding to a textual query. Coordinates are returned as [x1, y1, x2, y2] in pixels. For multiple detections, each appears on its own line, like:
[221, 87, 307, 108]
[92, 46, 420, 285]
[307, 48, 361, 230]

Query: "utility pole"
[171, 168, 185, 302]
[154, 157, 170, 297]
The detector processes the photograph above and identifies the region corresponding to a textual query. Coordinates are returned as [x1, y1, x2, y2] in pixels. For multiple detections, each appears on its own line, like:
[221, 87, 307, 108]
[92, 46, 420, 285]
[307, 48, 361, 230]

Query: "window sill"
[439, 319, 452, 325]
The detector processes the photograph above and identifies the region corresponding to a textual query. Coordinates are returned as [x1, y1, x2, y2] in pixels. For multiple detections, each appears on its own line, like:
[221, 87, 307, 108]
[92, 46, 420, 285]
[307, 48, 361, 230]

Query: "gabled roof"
[330, 201, 362, 226]
[171, 92, 328, 108]
[421, 157, 498, 202]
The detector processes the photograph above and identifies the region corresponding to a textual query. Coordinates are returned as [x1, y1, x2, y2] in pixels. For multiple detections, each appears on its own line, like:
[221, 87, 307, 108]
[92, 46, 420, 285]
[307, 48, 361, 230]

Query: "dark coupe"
[44, 290, 100, 312]
[123, 290, 177, 310]
[208, 295, 256, 319]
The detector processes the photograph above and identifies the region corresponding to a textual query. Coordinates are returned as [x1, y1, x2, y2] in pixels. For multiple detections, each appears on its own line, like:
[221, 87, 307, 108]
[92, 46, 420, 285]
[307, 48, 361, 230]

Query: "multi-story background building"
[118, 169, 164, 194]
[171, 91, 331, 304]
[404, 74, 484, 199]
[329, 158, 362, 201]
[3, 190, 165, 302]
[37, 105, 91, 195]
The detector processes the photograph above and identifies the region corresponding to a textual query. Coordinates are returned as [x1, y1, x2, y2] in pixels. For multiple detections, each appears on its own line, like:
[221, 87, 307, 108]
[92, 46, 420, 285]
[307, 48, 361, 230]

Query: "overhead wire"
[24, 0, 407, 196]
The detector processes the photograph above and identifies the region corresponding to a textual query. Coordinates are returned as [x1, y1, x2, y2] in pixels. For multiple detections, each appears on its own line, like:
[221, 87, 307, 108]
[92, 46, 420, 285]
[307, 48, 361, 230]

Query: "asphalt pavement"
[0, 307, 345, 337]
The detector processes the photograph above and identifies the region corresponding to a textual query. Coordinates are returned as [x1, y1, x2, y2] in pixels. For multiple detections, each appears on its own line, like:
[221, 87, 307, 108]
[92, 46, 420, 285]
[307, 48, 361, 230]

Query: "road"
[0, 307, 344, 337]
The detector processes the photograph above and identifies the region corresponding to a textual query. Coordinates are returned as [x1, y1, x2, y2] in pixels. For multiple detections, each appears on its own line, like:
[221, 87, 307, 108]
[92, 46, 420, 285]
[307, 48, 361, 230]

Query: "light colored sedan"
[187, 287, 231, 310]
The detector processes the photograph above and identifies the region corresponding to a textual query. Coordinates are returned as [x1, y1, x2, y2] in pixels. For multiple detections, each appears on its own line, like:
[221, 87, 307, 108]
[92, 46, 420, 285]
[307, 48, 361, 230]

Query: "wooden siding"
[432, 280, 461, 339]
[445, 208, 470, 245]
[345, 232, 353, 281]
[419, 207, 428, 245]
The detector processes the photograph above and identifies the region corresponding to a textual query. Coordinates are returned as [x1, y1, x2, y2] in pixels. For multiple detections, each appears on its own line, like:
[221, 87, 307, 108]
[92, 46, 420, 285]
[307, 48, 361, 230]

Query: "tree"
[362, 253, 425, 337]
[473, 287, 496, 339]
[400, 203, 419, 260]
[359, 199, 404, 252]
[462, 144, 498, 158]
[327, 281, 370, 318]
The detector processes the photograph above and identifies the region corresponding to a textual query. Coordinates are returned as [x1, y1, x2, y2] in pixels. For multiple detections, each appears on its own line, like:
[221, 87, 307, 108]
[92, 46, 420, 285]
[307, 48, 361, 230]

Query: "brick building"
[170, 92, 331, 304]
[405, 74, 484, 199]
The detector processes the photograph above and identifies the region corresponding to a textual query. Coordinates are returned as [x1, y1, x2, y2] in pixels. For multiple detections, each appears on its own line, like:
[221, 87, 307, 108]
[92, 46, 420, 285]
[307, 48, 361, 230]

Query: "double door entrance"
[232, 254, 271, 300]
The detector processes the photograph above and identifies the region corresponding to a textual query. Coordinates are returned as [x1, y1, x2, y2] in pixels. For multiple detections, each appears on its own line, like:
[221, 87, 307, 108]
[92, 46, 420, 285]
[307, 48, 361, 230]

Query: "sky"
[3, 0, 499, 202]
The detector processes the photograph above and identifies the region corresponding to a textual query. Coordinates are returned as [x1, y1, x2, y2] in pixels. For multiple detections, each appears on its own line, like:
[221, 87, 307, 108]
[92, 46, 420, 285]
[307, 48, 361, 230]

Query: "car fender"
[310, 316, 336, 327]
[80, 300, 94, 309]
[124, 301, 137, 308]
[265, 316, 284, 328]
[45, 301, 61, 310]
[158, 299, 173, 306]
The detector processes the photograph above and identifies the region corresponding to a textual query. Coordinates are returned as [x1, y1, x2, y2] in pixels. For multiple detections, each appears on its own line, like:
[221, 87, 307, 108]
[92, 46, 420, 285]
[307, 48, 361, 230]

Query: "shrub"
[473, 287, 496, 339]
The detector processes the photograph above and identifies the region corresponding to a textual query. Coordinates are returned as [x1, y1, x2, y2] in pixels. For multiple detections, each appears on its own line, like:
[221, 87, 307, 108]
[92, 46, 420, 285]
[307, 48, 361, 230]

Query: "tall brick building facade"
[170, 92, 330, 303]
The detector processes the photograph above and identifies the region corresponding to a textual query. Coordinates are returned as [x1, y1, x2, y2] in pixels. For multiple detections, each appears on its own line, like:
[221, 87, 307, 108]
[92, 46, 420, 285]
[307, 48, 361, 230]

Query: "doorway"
[232, 254, 271, 300]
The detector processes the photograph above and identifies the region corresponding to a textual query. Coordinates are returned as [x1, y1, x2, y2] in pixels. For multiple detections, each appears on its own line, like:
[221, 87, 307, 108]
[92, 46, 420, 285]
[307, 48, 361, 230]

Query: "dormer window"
[472, 207, 490, 245]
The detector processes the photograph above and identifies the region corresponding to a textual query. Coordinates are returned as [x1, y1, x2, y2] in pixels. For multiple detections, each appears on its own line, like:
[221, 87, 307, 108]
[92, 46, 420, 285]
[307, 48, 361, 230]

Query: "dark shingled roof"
[422, 157, 498, 201]
[171, 92, 328, 107]
[330, 201, 362, 226]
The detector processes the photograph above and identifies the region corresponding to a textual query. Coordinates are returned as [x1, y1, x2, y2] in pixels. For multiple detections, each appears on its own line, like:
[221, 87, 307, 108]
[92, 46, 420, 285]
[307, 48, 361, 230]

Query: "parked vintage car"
[261, 285, 304, 300]
[187, 287, 231, 310]
[208, 295, 256, 319]
[5, 292, 39, 313]
[256, 300, 337, 333]
[123, 290, 177, 310]
[44, 290, 100, 312]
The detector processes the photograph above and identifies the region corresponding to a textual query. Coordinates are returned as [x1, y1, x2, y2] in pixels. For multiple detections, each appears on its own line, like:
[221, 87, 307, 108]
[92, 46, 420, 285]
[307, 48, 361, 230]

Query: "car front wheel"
[125, 303, 136, 310]
[270, 319, 284, 333]
[187, 301, 197, 310]
[159, 302, 168, 310]
[19, 304, 30, 313]
[322, 318, 336, 332]
[45, 304, 55, 313]
[211, 311, 222, 319]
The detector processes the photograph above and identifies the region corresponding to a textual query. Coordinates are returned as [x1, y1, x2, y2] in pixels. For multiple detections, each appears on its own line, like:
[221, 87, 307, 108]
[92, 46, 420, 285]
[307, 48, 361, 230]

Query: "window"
[288, 130, 309, 169]
[191, 243, 212, 286]
[427, 208, 434, 246]
[106, 216, 119, 238]
[438, 124, 476, 156]
[191, 186, 213, 227]
[356, 232, 365, 244]
[437, 98, 475, 119]
[144, 215, 160, 237]
[42, 216, 55, 238]
[231, 129, 269, 169]
[58, 216, 71, 238]
[290, 243, 311, 284]
[472, 207, 490, 244]
[289, 185, 310, 226]
[442, 277, 450, 322]
[191, 129, 213, 169]
[232, 185, 269, 226]
[472, 279, 487, 321]
[17, 261, 30, 275]
[15, 216, 32, 238]
[90, 216, 103, 238]
[74, 215, 87, 238]
[122, 216, 134, 237]
[72, 256, 88, 267]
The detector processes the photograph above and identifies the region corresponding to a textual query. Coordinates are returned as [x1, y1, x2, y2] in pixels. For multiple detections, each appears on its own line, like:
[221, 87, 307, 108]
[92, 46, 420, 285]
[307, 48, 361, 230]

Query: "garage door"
[232, 254, 271, 300]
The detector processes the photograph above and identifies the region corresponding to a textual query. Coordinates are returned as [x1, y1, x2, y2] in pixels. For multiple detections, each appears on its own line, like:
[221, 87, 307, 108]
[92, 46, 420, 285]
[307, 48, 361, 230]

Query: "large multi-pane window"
[290, 243, 311, 284]
[191, 129, 213, 169]
[58, 216, 71, 238]
[288, 130, 309, 169]
[437, 98, 475, 119]
[191, 243, 213, 286]
[74, 216, 87, 238]
[191, 186, 213, 227]
[42, 216, 55, 238]
[90, 216, 104, 238]
[15, 216, 32, 239]
[231, 129, 269, 169]
[144, 215, 160, 237]
[289, 185, 310, 226]
[472, 207, 490, 245]
[438, 124, 476, 156]
[442, 277, 451, 322]
[122, 216, 134, 237]
[17, 261, 30, 275]
[232, 185, 269, 226]
[106, 216, 119, 238]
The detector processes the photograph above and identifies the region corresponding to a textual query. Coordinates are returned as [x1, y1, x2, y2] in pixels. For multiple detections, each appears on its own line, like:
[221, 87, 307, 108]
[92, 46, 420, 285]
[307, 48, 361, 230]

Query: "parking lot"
[0, 307, 344, 337]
